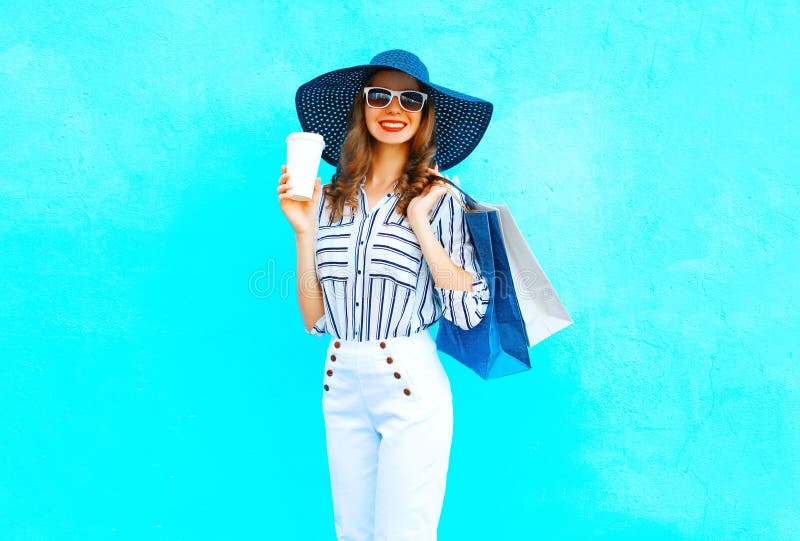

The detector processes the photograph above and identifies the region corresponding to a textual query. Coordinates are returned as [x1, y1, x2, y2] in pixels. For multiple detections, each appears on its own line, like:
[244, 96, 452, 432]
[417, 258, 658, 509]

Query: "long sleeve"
[305, 313, 328, 336]
[432, 190, 491, 330]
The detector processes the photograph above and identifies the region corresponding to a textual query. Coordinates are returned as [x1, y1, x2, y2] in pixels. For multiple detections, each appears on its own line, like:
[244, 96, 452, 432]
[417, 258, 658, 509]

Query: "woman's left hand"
[407, 166, 451, 223]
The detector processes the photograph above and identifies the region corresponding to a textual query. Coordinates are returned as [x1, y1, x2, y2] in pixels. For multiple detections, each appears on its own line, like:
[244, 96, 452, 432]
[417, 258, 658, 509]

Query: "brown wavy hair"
[323, 70, 438, 223]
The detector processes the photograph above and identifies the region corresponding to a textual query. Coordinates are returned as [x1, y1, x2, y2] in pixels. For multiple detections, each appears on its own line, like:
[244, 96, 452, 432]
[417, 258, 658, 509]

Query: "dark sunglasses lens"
[366, 88, 391, 108]
[400, 91, 425, 112]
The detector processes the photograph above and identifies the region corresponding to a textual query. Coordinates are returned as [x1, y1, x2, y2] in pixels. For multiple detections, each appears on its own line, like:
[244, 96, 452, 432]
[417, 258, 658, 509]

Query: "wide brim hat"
[295, 49, 493, 171]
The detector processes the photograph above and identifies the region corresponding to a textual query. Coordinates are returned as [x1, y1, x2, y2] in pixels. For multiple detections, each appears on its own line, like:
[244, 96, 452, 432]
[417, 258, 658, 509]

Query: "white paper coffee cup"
[286, 132, 325, 201]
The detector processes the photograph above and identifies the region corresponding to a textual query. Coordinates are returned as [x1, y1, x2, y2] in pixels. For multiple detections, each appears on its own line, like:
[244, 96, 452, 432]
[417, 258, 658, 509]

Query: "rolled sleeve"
[432, 190, 491, 330]
[305, 314, 328, 336]
[435, 272, 490, 330]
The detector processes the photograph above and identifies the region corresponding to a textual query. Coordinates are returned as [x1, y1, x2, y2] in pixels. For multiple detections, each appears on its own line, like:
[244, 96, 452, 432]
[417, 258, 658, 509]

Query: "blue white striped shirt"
[306, 177, 490, 340]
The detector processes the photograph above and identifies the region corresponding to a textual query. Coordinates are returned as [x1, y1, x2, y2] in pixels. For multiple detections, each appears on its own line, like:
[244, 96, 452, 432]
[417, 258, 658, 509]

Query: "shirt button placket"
[354, 212, 369, 340]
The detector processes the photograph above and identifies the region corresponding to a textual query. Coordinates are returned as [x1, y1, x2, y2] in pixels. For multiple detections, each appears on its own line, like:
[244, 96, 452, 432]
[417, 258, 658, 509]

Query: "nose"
[385, 95, 403, 113]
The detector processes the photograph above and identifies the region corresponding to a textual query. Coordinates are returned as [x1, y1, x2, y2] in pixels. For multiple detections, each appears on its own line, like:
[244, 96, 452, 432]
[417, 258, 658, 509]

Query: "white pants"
[321, 329, 454, 541]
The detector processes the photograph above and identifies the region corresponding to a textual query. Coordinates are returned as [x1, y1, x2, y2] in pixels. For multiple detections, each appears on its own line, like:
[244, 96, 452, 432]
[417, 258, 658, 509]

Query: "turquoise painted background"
[1, 1, 798, 539]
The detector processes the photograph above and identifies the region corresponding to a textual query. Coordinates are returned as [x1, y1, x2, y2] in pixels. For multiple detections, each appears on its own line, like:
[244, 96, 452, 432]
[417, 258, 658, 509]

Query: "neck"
[367, 142, 409, 191]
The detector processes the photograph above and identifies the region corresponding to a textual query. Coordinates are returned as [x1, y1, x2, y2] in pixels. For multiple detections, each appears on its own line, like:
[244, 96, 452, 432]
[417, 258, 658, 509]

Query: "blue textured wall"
[1, 2, 798, 540]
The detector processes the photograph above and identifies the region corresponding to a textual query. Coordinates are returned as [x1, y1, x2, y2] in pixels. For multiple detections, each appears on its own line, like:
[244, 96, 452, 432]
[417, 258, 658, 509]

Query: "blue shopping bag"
[434, 181, 531, 380]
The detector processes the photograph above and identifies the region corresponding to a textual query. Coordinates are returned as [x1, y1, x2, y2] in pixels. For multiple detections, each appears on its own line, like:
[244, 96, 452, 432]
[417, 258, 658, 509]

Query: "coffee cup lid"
[286, 132, 325, 146]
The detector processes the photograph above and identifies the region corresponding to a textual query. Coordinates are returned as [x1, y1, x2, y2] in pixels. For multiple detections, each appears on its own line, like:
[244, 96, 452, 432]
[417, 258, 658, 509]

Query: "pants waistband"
[328, 329, 435, 355]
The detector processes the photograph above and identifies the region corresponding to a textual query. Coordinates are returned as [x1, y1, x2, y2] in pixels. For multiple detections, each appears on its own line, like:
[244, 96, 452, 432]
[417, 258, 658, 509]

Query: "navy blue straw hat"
[295, 49, 493, 171]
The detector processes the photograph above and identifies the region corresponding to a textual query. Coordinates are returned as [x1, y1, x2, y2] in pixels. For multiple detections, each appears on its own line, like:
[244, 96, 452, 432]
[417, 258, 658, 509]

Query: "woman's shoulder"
[319, 184, 340, 212]
[431, 183, 468, 221]
[317, 184, 358, 229]
[315, 186, 333, 224]
[444, 184, 469, 205]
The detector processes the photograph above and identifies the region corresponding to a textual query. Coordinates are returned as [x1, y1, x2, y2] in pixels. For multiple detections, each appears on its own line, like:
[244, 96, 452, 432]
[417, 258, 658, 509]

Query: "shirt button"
[394, 372, 401, 379]
[357, 270, 362, 275]
[356, 302, 360, 307]
[379, 342, 386, 349]
[403, 388, 411, 396]
[360, 241, 365, 245]
[324, 384, 330, 391]
[327, 369, 333, 376]
[334, 341, 341, 349]
[386, 357, 393, 364]
[330, 355, 336, 361]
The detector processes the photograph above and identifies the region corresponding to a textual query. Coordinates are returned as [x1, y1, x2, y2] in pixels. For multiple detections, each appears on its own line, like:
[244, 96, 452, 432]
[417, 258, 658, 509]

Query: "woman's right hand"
[277, 164, 322, 235]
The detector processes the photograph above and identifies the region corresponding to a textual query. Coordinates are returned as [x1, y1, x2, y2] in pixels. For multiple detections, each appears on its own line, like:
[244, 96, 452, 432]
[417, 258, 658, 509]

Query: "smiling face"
[363, 70, 423, 147]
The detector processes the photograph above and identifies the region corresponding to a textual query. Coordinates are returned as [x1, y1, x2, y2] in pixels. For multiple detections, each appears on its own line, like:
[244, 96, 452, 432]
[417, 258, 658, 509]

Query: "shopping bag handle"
[428, 174, 480, 213]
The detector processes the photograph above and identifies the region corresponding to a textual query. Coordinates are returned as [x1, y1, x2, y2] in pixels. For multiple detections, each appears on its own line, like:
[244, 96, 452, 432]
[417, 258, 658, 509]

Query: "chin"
[370, 128, 415, 145]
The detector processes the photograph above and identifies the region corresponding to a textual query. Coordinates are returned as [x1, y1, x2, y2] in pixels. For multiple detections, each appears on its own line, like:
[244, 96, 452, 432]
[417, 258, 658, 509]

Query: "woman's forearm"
[295, 230, 325, 329]
[408, 215, 474, 292]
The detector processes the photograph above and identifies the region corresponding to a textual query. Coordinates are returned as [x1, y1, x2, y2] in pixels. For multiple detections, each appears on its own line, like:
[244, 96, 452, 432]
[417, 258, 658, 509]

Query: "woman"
[277, 49, 493, 541]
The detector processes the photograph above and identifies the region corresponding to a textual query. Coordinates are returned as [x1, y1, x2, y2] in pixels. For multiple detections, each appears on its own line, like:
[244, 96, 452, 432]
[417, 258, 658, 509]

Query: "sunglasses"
[363, 87, 429, 113]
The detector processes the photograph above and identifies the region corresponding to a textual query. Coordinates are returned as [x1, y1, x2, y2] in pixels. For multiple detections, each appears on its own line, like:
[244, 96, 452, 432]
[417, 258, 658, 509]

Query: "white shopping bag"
[445, 176, 573, 347]
[486, 203, 573, 346]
